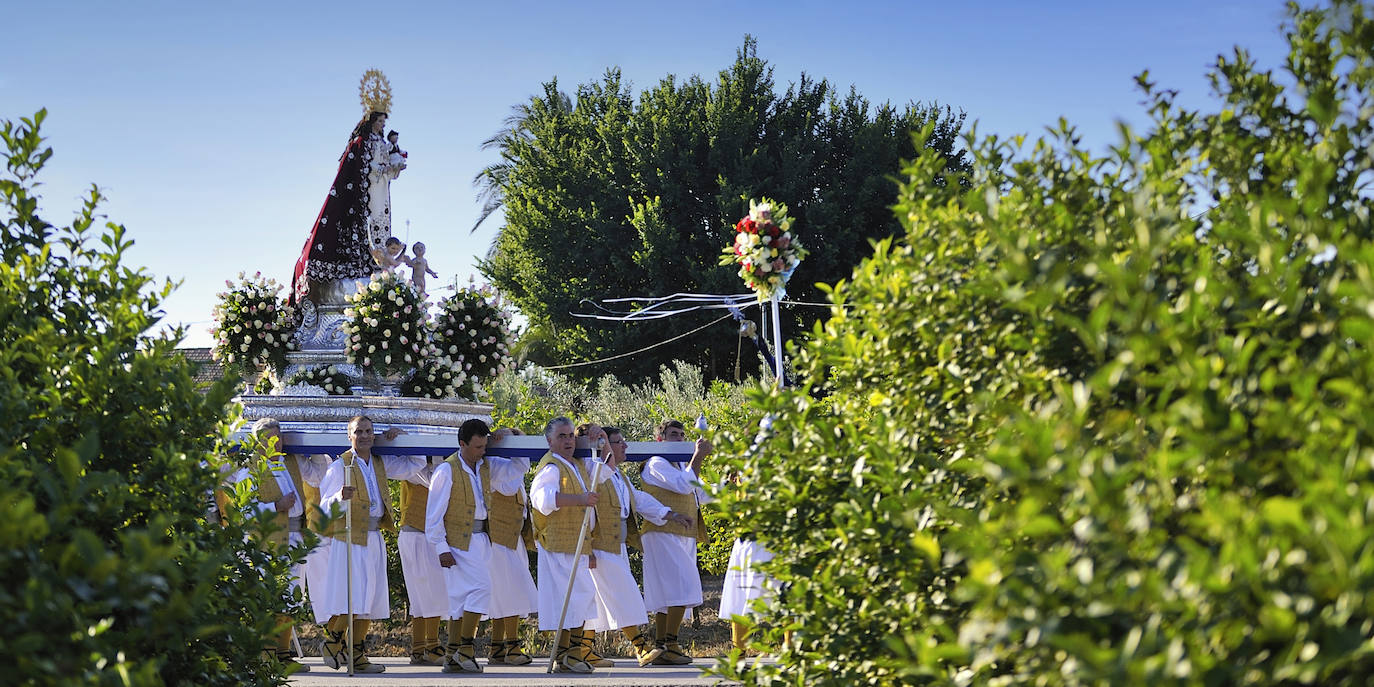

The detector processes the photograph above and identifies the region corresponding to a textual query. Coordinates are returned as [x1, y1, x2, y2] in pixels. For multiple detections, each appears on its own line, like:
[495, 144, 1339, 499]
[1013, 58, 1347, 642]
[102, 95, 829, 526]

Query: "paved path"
[290, 657, 767, 686]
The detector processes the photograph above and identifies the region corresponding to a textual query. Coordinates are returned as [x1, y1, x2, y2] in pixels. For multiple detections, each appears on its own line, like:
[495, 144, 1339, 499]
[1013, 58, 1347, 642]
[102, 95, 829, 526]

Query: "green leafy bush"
[1, 112, 295, 684]
[711, 2, 1374, 685]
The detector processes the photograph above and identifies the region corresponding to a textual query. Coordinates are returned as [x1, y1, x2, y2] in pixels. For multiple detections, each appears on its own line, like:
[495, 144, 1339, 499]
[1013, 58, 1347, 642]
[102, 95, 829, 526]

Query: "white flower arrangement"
[281, 365, 355, 396]
[401, 352, 469, 399]
[424, 284, 514, 399]
[341, 270, 428, 377]
[210, 271, 296, 379]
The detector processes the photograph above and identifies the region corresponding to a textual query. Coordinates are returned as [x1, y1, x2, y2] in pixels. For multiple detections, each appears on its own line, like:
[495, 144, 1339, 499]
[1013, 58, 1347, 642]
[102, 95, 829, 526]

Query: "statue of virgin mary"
[290, 72, 405, 305]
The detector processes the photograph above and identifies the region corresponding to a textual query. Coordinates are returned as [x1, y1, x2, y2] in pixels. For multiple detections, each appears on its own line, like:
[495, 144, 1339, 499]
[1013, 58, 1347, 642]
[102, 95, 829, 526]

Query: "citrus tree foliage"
[1, 112, 296, 684]
[477, 37, 969, 381]
[710, 3, 1374, 685]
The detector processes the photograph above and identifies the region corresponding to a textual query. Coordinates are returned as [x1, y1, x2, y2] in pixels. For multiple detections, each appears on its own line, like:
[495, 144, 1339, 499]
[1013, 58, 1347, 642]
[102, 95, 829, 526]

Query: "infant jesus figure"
[409, 241, 439, 296]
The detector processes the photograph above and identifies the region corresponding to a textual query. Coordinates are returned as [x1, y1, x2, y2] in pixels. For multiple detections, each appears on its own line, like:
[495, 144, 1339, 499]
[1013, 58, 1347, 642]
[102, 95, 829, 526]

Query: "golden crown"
[359, 68, 393, 115]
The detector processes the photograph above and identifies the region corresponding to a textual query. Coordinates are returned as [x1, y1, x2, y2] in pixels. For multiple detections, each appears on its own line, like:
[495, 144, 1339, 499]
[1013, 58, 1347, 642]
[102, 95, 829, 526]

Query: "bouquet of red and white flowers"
[210, 272, 296, 379]
[721, 198, 807, 301]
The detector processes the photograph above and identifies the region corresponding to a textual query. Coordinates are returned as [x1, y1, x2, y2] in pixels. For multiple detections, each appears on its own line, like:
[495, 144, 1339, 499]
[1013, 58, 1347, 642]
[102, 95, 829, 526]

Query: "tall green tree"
[476, 37, 970, 381]
[1, 112, 296, 685]
[710, 1, 1374, 685]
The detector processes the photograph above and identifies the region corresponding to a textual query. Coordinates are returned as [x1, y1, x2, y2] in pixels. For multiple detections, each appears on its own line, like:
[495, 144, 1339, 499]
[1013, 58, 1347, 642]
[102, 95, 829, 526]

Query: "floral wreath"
[341, 270, 427, 377]
[211, 272, 296, 380]
[427, 284, 515, 399]
[720, 197, 807, 301]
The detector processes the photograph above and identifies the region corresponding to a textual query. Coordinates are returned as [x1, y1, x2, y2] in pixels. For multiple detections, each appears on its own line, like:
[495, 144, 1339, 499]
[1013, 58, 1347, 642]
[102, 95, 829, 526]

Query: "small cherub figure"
[381, 236, 411, 271]
[387, 130, 408, 171]
[409, 241, 439, 295]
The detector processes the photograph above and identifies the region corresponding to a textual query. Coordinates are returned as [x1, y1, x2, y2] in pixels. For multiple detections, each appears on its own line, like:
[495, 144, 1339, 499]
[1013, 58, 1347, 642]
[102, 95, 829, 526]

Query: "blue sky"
[3, 1, 1291, 347]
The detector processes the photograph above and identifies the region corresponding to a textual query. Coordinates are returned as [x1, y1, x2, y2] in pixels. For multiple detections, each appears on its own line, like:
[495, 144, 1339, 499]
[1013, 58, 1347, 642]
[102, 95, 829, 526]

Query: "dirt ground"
[296, 575, 733, 659]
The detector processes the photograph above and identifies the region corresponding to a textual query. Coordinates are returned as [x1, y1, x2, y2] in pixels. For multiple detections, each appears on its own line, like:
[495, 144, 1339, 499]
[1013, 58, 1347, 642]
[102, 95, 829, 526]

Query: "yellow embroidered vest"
[485, 461, 532, 551]
[399, 479, 430, 531]
[325, 451, 395, 544]
[253, 454, 309, 548]
[298, 459, 324, 531]
[531, 452, 589, 554]
[642, 463, 708, 542]
[591, 471, 642, 553]
[440, 454, 479, 552]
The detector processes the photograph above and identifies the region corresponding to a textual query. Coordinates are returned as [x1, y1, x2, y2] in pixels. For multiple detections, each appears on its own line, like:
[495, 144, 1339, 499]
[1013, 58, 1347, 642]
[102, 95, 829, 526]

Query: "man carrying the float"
[480, 426, 539, 667]
[530, 417, 604, 673]
[233, 418, 330, 673]
[423, 418, 530, 673]
[317, 415, 424, 674]
[640, 418, 712, 665]
[580, 424, 695, 667]
[395, 454, 448, 666]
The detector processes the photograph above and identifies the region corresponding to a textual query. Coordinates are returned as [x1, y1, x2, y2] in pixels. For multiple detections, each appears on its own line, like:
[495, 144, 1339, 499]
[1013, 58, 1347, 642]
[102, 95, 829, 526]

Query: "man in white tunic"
[479, 427, 539, 666]
[582, 425, 694, 667]
[317, 416, 425, 674]
[396, 458, 448, 665]
[530, 416, 604, 673]
[424, 419, 531, 673]
[231, 418, 329, 674]
[640, 418, 712, 665]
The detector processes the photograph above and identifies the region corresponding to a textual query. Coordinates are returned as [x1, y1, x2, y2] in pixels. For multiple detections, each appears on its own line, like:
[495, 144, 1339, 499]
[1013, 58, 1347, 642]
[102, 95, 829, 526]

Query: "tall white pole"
[344, 459, 354, 677]
[770, 294, 784, 388]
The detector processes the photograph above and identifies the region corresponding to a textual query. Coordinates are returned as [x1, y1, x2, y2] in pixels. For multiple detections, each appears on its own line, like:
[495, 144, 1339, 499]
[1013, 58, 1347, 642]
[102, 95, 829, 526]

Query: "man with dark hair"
[425, 418, 527, 673]
[581, 425, 694, 666]
[640, 418, 712, 664]
[316, 416, 420, 674]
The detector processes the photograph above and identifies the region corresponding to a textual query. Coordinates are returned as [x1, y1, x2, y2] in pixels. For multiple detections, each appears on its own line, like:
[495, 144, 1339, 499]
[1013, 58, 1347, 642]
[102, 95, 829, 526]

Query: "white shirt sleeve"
[383, 455, 428, 482]
[426, 462, 454, 557]
[296, 454, 331, 486]
[630, 483, 671, 525]
[642, 456, 696, 493]
[318, 459, 346, 519]
[529, 463, 562, 516]
[487, 454, 531, 496]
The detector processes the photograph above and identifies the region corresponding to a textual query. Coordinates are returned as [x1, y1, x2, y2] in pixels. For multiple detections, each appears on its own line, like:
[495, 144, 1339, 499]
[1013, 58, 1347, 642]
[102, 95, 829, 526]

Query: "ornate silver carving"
[239, 393, 493, 428]
[249, 276, 491, 444]
[293, 278, 367, 352]
[299, 299, 318, 330]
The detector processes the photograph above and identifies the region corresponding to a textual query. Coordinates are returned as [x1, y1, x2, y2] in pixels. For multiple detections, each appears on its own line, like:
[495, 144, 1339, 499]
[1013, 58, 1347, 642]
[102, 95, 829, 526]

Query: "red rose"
[739, 218, 757, 234]
[769, 225, 780, 238]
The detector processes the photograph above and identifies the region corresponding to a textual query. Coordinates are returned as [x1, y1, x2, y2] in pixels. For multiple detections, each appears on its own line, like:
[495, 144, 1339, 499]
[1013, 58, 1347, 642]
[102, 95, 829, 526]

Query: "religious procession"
[222, 414, 757, 676]
[13, 4, 1368, 684]
[210, 71, 784, 678]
